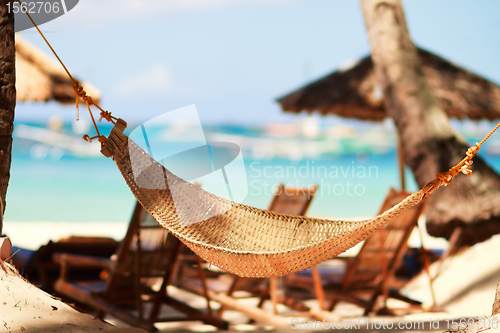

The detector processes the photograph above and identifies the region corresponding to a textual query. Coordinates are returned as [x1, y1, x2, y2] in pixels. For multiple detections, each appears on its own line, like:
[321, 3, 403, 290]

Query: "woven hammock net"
[105, 124, 426, 278]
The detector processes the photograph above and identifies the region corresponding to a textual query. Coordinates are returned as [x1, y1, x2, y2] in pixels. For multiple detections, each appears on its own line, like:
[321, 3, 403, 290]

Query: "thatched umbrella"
[15, 35, 100, 104]
[278, 47, 500, 121]
[277, 47, 500, 246]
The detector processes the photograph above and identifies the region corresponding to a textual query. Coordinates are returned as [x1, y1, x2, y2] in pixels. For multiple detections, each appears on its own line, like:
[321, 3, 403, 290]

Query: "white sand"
[404, 234, 500, 317]
[0, 262, 145, 333]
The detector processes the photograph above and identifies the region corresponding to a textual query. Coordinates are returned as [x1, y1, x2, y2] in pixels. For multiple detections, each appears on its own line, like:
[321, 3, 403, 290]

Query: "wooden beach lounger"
[16, 236, 118, 293]
[53, 201, 228, 331]
[285, 187, 428, 315]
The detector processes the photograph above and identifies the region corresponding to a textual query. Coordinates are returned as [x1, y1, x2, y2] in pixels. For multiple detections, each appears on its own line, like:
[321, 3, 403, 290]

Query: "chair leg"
[149, 238, 184, 322]
[218, 275, 240, 316]
[433, 227, 462, 279]
[247, 288, 268, 324]
[328, 298, 339, 311]
[256, 288, 268, 309]
[311, 266, 325, 311]
[364, 285, 382, 315]
[195, 256, 213, 317]
[95, 310, 105, 320]
[270, 277, 278, 315]
[134, 230, 144, 321]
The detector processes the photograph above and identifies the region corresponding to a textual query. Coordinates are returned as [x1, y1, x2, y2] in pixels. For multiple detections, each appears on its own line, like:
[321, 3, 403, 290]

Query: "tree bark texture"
[0, 0, 15, 236]
[360, 0, 500, 246]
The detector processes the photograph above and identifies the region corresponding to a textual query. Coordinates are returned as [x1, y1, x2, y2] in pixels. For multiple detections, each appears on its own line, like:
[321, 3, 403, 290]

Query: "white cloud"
[116, 63, 173, 96]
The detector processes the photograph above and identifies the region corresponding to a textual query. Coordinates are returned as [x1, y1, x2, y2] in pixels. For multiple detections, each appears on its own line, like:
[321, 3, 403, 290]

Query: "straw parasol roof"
[15, 35, 100, 104]
[277, 47, 500, 121]
[277, 48, 500, 246]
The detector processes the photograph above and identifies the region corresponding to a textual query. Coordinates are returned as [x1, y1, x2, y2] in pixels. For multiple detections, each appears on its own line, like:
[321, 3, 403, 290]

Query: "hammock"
[103, 121, 432, 278]
[19, 7, 496, 278]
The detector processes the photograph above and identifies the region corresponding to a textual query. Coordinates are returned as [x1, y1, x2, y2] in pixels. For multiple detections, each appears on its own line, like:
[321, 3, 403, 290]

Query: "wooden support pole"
[398, 134, 406, 191]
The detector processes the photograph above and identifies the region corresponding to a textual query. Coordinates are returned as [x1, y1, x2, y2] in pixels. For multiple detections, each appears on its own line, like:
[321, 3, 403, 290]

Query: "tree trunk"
[360, 0, 500, 246]
[0, 0, 15, 236]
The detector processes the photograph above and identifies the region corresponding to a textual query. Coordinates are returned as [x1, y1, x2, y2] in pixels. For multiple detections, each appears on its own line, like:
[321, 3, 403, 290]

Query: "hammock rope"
[20, 3, 500, 277]
[16, 0, 118, 146]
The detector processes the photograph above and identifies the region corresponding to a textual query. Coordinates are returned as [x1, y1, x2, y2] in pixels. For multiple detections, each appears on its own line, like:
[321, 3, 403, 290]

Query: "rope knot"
[72, 80, 87, 98]
[466, 144, 479, 159]
[82, 134, 107, 144]
[83, 95, 93, 105]
[72, 80, 80, 92]
[423, 140, 488, 196]
[459, 143, 480, 176]
[437, 166, 460, 185]
[70, 79, 117, 145]
[99, 111, 114, 123]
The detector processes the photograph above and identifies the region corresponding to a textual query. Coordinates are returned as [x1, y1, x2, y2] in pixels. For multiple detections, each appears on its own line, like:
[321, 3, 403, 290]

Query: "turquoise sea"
[6, 120, 500, 223]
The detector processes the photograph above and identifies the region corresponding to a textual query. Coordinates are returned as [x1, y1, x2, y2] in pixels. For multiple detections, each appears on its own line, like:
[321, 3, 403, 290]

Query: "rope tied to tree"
[422, 122, 500, 196]
[15, 0, 123, 154]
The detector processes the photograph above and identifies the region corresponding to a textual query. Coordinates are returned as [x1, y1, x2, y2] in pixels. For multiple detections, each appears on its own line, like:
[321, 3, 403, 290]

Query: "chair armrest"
[53, 252, 113, 269]
[53, 253, 116, 282]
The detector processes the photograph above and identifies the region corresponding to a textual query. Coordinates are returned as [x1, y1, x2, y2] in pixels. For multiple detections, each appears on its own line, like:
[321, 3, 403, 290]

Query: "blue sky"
[16, 0, 500, 126]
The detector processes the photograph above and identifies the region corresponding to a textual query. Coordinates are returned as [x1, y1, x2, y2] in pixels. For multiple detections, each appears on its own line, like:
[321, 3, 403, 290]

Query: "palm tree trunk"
[360, 0, 500, 246]
[0, 0, 15, 235]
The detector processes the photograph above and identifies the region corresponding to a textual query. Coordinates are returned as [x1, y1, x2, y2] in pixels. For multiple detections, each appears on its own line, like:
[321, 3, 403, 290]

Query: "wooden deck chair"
[19, 236, 118, 293]
[284, 187, 428, 315]
[53, 201, 228, 332]
[216, 183, 319, 315]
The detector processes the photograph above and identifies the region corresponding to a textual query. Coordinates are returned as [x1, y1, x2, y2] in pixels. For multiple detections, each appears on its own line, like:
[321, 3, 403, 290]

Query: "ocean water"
[5, 121, 500, 224]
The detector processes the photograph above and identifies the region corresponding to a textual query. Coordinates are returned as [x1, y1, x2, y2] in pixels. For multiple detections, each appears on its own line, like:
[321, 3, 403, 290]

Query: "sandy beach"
[1, 217, 500, 332]
[0, 263, 146, 333]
